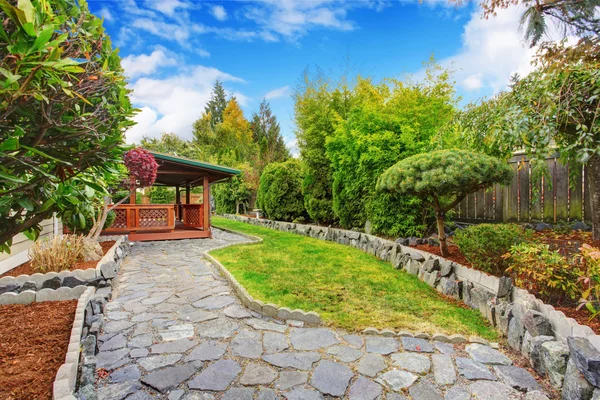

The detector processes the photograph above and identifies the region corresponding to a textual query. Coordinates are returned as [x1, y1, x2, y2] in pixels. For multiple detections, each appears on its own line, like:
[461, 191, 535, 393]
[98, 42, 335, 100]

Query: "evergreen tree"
[251, 99, 290, 171]
[204, 80, 228, 128]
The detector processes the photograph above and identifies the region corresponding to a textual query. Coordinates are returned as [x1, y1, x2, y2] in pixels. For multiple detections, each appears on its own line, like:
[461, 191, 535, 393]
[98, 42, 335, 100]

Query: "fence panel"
[454, 154, 591, 224]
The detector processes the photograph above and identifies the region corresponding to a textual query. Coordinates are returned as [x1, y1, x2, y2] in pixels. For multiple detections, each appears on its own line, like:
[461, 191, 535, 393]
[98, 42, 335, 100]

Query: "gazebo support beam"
[185, 182, 191, 204]
[203, 176, 210, 236]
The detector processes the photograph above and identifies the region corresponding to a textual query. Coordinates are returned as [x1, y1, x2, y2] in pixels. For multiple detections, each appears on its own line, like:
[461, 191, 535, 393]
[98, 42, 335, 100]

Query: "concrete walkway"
[95, 229, 551, 400]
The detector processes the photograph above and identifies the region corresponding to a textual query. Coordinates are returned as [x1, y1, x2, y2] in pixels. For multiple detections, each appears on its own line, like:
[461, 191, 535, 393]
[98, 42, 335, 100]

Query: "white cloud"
[441, 5, 571, 95]
[125, 66, 245, 143]
[99, 7, 113, 22]
[264, 85, 291, 100]
[121, 49, 178, 79]
[132, 18, 191, 44]
[146, 0, 190, 17]
[211, 5, 228, 21]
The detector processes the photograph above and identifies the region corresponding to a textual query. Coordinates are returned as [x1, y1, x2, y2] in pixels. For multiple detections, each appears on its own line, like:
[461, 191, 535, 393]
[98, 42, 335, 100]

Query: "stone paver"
[93, 229, 550, 399]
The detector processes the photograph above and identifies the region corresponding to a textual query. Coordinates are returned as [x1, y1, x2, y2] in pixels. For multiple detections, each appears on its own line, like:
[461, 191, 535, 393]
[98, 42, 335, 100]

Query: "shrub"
[577, 245, 600, 320]
[29, 235, 86, 274]
[150, 187, 176, 204]
[454, 223, 532, 275]
[506, 242, 580, 304]
[257, 160, 306, 222]
[64, 211, 116, 236]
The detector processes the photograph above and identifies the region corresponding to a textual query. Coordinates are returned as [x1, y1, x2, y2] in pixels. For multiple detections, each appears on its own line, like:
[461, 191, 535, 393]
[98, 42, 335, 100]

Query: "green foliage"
[0, 0, 134, 251]
[257, 160, 306, 222]
[204, 79, 228, 129]
[377, 150, 513, 205]
[140, 133, 204, 160]
[454, 224, 532, 275]
[578, 245, 600, 320]
[63, 210, 116, 235]
[506, 242, 581, 304]
[367, 194, 432, 238]
[150, 186, 175, 204]
[251, 99, 290, 172]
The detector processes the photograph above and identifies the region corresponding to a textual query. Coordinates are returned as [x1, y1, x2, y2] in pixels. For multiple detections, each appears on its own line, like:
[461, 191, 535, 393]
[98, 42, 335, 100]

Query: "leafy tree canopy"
[0, 0, 134, 251]
[251, 99, 290, 172]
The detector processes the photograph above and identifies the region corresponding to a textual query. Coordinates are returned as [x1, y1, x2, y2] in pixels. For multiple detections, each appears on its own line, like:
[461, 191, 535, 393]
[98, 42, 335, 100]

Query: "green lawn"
[211, 217, 497, 340]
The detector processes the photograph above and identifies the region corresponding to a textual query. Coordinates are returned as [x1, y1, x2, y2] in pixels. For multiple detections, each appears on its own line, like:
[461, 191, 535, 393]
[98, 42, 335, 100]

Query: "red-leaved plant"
[123, 148, 159, 188]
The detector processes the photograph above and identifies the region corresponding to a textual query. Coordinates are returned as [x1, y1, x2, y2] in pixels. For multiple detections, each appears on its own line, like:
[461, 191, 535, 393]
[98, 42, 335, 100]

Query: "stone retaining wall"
[222, 214, 600, 399]
[53, 286, 96, 400]
[0, 236, 129, 296]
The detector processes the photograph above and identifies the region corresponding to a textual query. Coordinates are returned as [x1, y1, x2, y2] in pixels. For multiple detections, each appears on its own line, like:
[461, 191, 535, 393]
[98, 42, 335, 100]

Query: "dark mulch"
[413, 243, 474, 268]
[1, 240, 115, 278]
[0, 300, 77, 400]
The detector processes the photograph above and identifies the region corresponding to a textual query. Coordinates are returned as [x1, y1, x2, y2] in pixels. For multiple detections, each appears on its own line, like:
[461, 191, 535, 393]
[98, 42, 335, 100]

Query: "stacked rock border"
[0, 236, 129, 298]
[223, 214, 600, 398]
[53, 286, 96, 400]
[206, 226, 322, 324]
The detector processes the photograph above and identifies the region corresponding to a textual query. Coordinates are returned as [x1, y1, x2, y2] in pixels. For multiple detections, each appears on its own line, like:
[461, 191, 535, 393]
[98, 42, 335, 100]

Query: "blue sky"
[89, 0, 545, 153]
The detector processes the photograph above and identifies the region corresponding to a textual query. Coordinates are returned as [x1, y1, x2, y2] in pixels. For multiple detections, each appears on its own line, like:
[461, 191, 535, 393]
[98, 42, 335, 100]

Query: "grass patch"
[211, 217, 497, 340]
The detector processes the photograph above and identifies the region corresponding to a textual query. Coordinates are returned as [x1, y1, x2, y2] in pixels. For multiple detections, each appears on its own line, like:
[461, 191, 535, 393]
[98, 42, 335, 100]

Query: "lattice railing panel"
[139, 208, 169, 227]
[112, 208, 127, 229]
[184, 208, 201, 226]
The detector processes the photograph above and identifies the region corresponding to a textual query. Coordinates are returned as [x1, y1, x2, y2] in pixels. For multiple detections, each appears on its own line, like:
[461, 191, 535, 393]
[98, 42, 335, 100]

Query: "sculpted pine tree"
[377, 150, 513, 257]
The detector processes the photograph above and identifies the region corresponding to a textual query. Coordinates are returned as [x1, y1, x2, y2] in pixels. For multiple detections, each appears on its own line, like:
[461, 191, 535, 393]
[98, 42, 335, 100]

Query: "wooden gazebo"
[103, 152, 239, 241]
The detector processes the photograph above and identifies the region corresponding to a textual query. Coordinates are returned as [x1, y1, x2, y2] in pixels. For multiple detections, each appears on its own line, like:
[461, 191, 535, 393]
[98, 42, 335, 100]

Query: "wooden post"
[175, 185, 181, 221]
[203, 176, 210, 236]
[129, 175, 136, 205]
[185, 182, 191, 205]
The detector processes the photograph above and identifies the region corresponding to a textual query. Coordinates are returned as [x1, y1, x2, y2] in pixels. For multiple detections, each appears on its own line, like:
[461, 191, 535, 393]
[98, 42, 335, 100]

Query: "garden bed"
[1, 240, 115, 278]
[0, 300, 77, 400]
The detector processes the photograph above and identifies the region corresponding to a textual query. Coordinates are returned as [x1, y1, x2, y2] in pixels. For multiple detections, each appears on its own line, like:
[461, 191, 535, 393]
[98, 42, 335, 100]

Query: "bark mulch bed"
[0, 300, 77, 400]
[1, 240, 115, 278]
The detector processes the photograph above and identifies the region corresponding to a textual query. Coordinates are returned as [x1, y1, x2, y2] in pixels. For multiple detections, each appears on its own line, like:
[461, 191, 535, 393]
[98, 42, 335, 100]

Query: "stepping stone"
[434, 341, 455, 355]
[196, 318, 240, 338]
[365, 337, 399, 355]
[386, 394, 409, 400]
[408, 380, 443, 400]
[104, 320, 135, 334]
[348, 376, 383, 400]
[275, 371, 309, 390]
[138, 354, 183, 371]
[391, 353, 430, 374]
[100, 334, 127, 351]
[468, 381, 519, 400]
[466, 344, 512, 365]
[246, 318, 287, 333]
[494, 365, 541, 391]
[357, 354, 387, 377]
[257, 388, 278, 400]
[456, 357, 496, 381]
[193, 295, 236, 310]
[327, 345, 363, 362]
[141, 293, 172, 305]
[310, 360, 354, 396]
[168, 390, 185, 400]
[188, 359, 242, 391]
[97, 381, 141, 400]
[132, 313, 170, 322]
[432, 354, 456, 385]
[158, 324, 195, 341]
[128, 334, 153, 348]
[222, 387, 254, 400]
[264, 331, 289, 354]
[240, 362, 278, 385]
[185, 340, 228, 361]
[290, 328, 339, 350]
[97, 348, 130, 370]
[231, 329, 263, 359]
[151, 338, 197, 354]
[224, 305, 252, 318]
[179, 309, 219, 323]
[154, 303, 180, 313]
[130, 348, 149, 358]
[344, 334, 364, 349]
[110, 365, 141, 383]
[263, 352, 321, 370]
[376, 369, 418, 391]
[107, 311, 129, 320]
[401, 337, 434, 353]
[445, 386, 471, 400]
[141, 363, 196, 393]
[284, 387, 324, 400]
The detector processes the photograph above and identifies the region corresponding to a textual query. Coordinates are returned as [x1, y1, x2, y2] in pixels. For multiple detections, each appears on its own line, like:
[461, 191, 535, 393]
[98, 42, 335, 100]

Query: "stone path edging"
[53, 286, 96, 400]
[205, 227, 322, 325]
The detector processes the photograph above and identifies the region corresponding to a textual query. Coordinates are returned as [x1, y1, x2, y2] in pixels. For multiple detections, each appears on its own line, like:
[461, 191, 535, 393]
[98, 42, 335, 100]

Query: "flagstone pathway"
[94, 229, 551, 400]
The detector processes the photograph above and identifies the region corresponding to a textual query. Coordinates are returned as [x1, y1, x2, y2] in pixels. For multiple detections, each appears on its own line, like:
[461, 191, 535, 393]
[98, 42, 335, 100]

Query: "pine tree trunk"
[589, 154, 600, 241]
[436, 213, 449, 257]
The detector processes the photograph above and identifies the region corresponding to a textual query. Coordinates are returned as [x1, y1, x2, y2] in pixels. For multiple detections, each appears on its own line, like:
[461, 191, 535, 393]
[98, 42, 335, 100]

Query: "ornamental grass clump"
[29, 235, 86, 274]
[377, 149, 513, 257]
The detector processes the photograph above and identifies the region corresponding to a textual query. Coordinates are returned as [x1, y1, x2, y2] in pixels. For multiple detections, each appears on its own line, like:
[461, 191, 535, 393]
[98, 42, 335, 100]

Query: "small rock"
[19, 281, 37, 292]
[62, 276, 86, 288]
[494, 365, 541, 392]
[465, 343, 512, 365]
[376, 369, 418, 391]
[401, 337, 434, 353]
[309, 360, 354, 397]
[522, 310, 553, 337]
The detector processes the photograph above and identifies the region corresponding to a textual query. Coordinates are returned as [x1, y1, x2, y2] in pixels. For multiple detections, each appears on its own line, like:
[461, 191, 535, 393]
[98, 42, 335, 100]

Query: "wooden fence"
[454, 154, 593, 224]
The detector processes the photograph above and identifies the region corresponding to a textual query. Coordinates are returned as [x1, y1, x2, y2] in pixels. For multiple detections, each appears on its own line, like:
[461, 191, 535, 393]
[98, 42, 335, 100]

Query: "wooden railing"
[182, 204, 204, 229]
[104, 204, 175, 233]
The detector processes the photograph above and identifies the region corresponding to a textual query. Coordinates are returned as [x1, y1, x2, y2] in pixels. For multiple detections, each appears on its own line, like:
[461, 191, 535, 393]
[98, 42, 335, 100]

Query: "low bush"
[454, 223, 531, 275]
[63, 210, 116, 236]
[578, 245, 600, 320]
[506, 242, 580, 304]
[257, 160, 306, 222]
[29, 235, 86, 273]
